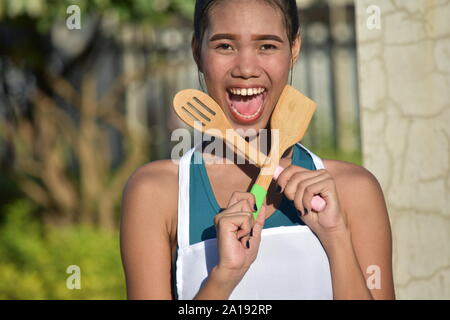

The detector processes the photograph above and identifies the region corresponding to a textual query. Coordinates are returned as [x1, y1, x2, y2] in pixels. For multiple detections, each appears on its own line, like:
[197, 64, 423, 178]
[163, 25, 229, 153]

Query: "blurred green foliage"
[0, 0, 198, 299]
[0, 0, 196, 31]
[316, 149, 362, 166]
[0, 199, 126, 299]
[0, 0, 363, 300]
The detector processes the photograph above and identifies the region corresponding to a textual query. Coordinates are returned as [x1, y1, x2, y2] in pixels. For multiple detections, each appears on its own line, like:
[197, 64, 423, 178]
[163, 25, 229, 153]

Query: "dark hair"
[192, 0, 300, 64]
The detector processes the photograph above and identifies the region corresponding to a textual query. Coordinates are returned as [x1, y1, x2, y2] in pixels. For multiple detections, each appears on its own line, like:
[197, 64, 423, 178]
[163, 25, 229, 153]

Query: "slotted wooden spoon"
[173, 89, 268, 167]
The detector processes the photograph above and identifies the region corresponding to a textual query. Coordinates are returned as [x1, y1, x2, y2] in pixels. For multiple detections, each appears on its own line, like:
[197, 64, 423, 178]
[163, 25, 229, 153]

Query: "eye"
[216, 43, 233, 50]
[260, 44, 277, 51]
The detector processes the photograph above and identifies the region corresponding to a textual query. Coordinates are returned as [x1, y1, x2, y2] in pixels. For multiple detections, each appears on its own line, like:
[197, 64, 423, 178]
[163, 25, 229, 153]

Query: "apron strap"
[297, 143, 325, 170]
[177, 147, 196, 249]
[177, 143, 202, 248]
[178, 143, 323, 248]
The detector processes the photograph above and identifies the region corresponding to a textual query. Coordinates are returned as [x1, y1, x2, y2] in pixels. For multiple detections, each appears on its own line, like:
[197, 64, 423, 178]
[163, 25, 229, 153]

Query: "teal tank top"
[188, 143, 317, 245]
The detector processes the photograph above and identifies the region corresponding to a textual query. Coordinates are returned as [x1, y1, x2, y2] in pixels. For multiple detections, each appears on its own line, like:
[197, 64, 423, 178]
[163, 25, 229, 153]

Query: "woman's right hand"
[213, 191, 267, 289]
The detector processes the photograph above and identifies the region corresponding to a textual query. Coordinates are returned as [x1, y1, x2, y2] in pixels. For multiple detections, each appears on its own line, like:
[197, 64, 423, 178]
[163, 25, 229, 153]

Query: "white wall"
[355, 0, 450, 299]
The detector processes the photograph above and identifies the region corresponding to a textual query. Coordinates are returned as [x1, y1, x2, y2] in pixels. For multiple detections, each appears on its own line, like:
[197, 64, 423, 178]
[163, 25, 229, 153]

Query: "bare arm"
[320, 227, 375, 299]
[331, 165, 395, 300]
[120, 161, 177, 299]
[276, 162, 395, 300]
[120, 162, 260, 300]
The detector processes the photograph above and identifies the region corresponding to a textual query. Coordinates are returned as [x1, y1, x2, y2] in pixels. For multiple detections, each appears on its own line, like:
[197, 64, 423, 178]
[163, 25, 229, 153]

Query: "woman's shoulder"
[322, 159, 385, 203]
[323, 159, 374, 180]
[124, 159, 179, 195]
[121, 159, 180, 235]
[323, 160, 386, 219]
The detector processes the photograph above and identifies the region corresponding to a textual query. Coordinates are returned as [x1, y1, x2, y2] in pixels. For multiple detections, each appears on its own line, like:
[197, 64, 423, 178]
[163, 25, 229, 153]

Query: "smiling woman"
[192, 0, 299, 133]
[120, 0, 395, 300]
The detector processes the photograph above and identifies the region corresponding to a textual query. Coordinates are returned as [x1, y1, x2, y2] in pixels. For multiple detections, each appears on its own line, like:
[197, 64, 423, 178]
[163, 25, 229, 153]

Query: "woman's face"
[197, 0, 300, 136]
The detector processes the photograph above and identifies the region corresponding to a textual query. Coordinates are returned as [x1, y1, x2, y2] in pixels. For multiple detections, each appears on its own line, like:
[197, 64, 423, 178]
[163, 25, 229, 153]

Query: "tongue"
[230, 93, 263, 115]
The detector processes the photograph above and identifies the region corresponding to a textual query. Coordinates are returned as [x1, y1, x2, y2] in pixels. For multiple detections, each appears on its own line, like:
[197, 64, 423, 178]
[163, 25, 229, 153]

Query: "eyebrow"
[209, 33, 284, 43]
[253, 34, 284, 43]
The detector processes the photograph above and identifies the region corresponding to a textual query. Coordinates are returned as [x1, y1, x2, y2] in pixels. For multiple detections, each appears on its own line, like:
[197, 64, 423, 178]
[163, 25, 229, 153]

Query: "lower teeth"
[232, 103, 263, 119]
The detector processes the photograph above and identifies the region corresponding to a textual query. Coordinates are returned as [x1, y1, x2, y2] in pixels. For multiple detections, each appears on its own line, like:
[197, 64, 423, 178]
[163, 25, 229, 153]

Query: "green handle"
[250, 184, 267, 220]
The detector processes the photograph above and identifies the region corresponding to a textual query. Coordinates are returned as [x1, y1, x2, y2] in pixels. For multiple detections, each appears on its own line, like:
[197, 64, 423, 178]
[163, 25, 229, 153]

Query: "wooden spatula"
[250, 85, 318, 219]
[173, 89, 268, 167]
[173, 86, 325, 217]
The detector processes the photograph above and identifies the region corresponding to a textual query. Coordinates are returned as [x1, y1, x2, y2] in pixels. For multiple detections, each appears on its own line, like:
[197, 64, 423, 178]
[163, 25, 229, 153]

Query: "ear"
[290, 33, 301, 68]
[191, 36, 202, 73]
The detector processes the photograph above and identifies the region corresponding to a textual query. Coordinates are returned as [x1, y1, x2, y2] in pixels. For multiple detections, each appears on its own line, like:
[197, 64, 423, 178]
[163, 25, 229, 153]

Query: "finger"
[276, 165, 322, 194]
[227, 191, 257, 211]
[223, 198, 255, 215]
[220, 192, 255, 216]
[235, 214, 254, 248]
[216, 214, 253, 251]
[245, 206, 267, 250]
[273, 166, 285, 181]
[311, 195, 327, 212]
[292, 174, 329, 215]
[251, 204, 267, 238]
[276, 165, 305, 191]
[216, 213, 254, 238]
[282, 170, 325, 201]
[236, 213, 255, 240]
[302, 177, 335, 214]
[240, 232, 252, 249]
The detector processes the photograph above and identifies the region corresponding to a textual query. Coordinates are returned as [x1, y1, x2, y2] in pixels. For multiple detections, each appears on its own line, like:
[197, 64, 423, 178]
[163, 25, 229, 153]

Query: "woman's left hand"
[276, 165, 348, 240]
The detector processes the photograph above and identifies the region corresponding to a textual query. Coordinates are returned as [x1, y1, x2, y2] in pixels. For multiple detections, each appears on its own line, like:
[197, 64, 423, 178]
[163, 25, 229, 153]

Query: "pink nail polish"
[273, 166, 284, 180]
[311, 196, 326, 212]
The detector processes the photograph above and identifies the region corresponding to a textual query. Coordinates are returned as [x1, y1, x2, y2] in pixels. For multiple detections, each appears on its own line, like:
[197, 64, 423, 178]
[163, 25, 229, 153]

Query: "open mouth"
[226, 87, 268, 124]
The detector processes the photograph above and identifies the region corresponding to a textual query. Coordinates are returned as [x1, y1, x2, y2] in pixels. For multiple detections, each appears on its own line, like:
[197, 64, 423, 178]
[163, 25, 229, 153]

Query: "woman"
[120, 0, 395, 300]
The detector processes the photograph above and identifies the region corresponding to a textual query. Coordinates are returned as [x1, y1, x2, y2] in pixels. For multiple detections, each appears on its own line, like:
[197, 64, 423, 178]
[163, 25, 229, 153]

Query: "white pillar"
[355, 0, 450, 299]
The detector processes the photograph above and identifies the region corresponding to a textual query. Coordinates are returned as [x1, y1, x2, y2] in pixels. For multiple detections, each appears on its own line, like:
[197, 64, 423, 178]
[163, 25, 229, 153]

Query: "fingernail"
[273, 166, 284, 180]
[312, 195, 326, 212]
[246, 240, 250, 249]
[253, 204, 257, 211]
[250, 228, 253, 237]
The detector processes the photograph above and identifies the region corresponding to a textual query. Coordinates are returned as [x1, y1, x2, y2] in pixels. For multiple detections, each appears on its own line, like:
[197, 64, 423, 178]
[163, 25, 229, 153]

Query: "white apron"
[175, 144, 333, 300]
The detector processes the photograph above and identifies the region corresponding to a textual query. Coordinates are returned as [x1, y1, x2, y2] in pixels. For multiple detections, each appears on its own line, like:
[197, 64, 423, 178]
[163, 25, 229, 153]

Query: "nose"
[231, 49, 261, 79]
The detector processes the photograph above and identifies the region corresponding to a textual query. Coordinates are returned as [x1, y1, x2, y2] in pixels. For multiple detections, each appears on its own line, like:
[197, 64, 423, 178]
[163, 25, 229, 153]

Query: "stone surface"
[356, 0, 450, 299]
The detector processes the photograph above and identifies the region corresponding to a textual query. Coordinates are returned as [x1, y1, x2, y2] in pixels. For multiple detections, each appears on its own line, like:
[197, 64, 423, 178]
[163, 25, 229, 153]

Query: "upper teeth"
[229, 87, 265, 96]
